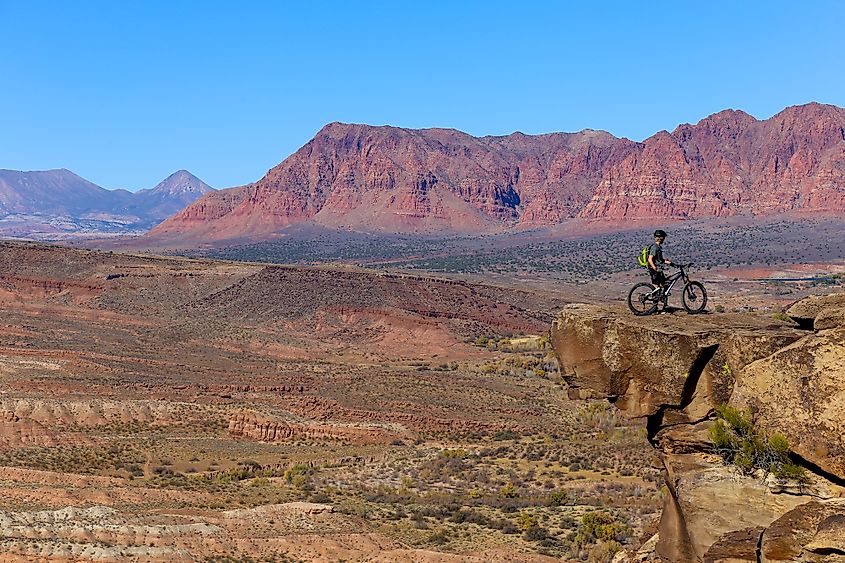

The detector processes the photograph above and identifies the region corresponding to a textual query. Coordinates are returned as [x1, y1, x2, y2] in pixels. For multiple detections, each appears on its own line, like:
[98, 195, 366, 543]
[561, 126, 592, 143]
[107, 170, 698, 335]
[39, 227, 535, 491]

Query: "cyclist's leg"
[650, 270, 668, 309]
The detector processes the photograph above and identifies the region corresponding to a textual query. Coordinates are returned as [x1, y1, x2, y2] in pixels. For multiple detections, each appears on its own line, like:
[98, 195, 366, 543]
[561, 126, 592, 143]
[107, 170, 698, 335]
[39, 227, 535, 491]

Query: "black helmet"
[653, 229, 667, 238]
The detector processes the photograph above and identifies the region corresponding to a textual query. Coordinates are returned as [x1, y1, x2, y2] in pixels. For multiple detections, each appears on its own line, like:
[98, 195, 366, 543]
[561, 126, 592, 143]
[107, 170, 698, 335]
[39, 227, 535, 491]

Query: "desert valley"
[0, 100, 844, 562]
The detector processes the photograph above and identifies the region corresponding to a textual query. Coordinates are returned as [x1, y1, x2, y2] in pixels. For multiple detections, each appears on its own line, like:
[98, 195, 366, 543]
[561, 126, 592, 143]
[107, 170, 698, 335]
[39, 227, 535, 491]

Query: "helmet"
[653, 229, 667, 238]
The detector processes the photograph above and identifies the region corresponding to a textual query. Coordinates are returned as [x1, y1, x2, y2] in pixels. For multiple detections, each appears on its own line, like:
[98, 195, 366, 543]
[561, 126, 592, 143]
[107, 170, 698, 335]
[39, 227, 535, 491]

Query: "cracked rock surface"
[551, 302, 845, 562]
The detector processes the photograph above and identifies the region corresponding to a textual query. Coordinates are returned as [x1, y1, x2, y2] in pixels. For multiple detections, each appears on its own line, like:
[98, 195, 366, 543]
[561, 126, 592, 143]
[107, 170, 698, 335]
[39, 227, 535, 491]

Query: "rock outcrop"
[731, 326, 845, 479]
[550, 304, 802, 424]
[0, 399, 183, 427]
[550, 302, 845, 562]
[761, 500, 845, 561]
[228, 412, 403, 445]
[787, 292, 845, 330]
[222, 502, 334, 519]
[148, 103, 845, 242]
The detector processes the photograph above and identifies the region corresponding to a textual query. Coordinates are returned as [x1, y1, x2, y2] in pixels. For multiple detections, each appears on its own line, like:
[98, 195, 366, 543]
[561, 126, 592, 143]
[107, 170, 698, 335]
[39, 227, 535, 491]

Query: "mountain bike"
[627, 263, 707, 316]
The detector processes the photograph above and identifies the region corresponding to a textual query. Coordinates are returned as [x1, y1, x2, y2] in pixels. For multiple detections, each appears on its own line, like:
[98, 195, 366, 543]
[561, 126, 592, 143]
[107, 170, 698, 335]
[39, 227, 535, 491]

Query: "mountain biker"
[647, 229, 673, 293]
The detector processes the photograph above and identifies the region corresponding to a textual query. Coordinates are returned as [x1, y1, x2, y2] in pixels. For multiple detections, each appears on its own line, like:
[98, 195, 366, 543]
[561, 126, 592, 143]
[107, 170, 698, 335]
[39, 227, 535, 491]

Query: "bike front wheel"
[682, 281, 707, 314]
[628, 282, 660, 316]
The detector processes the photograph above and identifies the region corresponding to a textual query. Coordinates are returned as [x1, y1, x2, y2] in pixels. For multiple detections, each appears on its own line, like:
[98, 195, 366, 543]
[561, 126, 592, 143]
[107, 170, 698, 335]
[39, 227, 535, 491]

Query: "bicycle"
[627, 263, 707, 316]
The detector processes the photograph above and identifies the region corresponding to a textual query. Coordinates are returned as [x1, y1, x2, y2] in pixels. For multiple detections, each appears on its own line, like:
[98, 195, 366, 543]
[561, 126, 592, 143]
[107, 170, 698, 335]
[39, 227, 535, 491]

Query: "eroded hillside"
[0, 242, 662, 561]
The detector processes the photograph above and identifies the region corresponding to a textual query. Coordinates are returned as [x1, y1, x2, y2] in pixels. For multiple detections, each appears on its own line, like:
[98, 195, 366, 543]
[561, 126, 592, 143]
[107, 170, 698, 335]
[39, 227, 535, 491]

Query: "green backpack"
[637, 246, 649, 268]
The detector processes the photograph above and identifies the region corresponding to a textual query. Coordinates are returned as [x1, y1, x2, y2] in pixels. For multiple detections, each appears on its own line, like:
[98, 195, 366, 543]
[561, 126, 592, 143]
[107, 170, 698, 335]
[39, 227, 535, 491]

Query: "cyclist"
[647, 229, 673, 299]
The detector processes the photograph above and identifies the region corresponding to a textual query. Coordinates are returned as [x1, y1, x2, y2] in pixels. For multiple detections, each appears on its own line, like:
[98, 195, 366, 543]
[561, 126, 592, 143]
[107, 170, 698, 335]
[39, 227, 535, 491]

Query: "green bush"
[523, 525, 549, 542]
[515, 511, 539, 531]
[576, 511, 626, 544]
[499, 483, 520, 498]
[428, 529, 451, 545]
[547, 490, 568, 506]
[283, 464, 310, 484]
[710, 405, 808, 483]
[493, 430, 519, 441]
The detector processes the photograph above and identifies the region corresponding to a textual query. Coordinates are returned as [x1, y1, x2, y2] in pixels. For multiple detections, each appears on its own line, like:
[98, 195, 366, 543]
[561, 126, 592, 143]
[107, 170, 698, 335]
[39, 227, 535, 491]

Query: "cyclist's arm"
[649, 254, 672, 269]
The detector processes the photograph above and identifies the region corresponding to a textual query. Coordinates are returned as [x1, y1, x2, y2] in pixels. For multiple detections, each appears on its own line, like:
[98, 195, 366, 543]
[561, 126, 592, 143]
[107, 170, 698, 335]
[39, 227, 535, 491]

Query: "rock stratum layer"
[149, 102, 845, 242]
[550, 302, 845, 562]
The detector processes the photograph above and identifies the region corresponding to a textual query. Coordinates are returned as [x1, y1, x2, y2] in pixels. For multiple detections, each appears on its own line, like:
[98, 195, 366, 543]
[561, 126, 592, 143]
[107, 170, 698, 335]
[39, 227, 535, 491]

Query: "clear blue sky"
[2, 1, 843, 190]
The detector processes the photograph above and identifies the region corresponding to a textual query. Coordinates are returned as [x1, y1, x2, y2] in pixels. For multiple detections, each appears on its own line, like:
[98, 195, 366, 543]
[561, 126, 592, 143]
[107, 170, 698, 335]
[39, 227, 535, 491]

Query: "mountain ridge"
[147, 102, 845, 244]
[0, 168, 214, 239]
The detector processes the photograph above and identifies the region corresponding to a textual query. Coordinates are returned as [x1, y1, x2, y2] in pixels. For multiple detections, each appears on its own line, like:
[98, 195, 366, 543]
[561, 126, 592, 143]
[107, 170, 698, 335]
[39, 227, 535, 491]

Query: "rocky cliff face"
[149, 125, 620, 241]
[581, 104, 845, 221]
[550, 301, 845, 562]
[149, 103, 845, 242]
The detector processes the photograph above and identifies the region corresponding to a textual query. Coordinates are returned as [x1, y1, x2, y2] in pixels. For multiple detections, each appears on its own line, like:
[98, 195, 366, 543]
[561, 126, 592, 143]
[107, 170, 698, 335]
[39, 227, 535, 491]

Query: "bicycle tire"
[682, 281, 707, 314]
[628, 282, 660, 316]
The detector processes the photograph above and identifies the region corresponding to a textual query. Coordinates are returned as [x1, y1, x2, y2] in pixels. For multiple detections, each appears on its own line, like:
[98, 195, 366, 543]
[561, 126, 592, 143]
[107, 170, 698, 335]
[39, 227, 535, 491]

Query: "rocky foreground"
[550, 295, 845, 562]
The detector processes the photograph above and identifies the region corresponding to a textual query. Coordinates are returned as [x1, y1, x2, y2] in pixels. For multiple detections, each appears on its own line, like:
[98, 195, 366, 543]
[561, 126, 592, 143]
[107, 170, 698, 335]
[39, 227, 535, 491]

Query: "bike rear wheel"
[628, 282, 660, 316]
[682, 281, 707, 314]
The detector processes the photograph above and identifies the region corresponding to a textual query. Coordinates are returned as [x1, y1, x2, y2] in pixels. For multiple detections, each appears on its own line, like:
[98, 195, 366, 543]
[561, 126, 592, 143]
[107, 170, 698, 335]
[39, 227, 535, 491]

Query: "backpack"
[637, 246, 650, 268]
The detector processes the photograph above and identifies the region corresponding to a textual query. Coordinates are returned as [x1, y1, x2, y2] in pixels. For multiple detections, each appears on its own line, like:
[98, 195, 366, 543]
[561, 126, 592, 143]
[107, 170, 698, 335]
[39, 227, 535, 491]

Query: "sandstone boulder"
[658, 453, 812, 562]
[550, 304, 802, 425]
[761, 500, 845, 561]
[814, 306, 845, 331]
[731, 327, 845, 478]
[786, 292, 845, 329]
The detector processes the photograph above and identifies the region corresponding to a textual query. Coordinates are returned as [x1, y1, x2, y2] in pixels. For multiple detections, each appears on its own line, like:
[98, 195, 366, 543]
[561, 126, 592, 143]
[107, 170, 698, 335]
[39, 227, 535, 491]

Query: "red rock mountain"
[149, 103, 845, 242]
[582, 103, 845, 219]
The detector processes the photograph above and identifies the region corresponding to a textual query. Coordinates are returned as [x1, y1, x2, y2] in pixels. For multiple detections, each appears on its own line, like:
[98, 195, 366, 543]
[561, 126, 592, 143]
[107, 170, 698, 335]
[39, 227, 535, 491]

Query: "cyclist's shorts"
[649, 270, 666, 286]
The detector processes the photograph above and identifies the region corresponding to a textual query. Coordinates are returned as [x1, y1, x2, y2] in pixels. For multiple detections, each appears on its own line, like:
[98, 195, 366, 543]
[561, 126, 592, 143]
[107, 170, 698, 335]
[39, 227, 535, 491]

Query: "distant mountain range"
[0, 169, 213, 239]
[145, 102, 845, 244]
